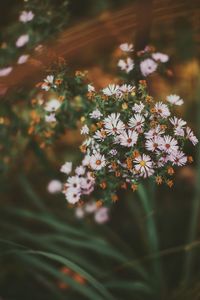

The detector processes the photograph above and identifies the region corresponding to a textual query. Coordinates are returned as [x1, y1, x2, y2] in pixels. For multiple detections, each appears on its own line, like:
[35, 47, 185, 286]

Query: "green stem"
[183, 77, 200, 283]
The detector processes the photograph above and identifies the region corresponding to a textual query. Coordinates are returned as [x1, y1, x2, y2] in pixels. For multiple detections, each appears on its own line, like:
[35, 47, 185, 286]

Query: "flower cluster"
[75, 201, 109, 224]
[117, 43, 169, 78]
[61, 79, 198, 205]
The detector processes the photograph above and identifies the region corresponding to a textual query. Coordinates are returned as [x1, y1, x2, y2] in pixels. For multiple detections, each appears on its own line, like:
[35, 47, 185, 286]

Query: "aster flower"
[118, 130, 138, 147]
[88, 84, 95, 92]
[128, 114, 145, 132]
[140, 59, 158, 77]
[145, 125, 165, 139]
[102, 84, 119, 96]
[109, 149, 118, 156]
[132, 102, 145, 114]
[19, 11, 34, 23]
[158, 135, 178, 154]
[104, 113, 125, 136]
[152, 52, 169, 63]
[170, 150, 187, 166]
[41, 75, 55, 91]
[45, 113, 56, 123]
[80, 125, 89, 135]
[170, 117, 186, 128]
[154, 102, 170, 118]
[75, 207, 85, 219]
[47, 180, 62, 194]
[119, 43, 134, 52]
[16, 34, 29, 48]
[44, 99, 61, 112]
[75, 166, 85, 176]
[89, 109, 102, 119]
[93, 129, 106, 141]
[94, 207, 109, 224]
[145, 137, 161, 152]
[84, 202, 97, 213]
[66, 176, 81, 189]
[118, 57, 134, 73]
[120, 84, 135, 93]
[60, 162, 72, 174]
[167, 94, 184, 106]
[134, 154, 154, 178]
[90, 153, 106, 170]
[0, 67, 12, 77]
[65, 188, 81, 204]
[186, 127, 198, 145]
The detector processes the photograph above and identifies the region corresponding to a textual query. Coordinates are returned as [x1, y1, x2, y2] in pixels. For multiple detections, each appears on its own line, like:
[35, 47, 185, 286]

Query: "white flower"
[169, 117, 186, 128]
[93, 129, 106, 141]
[170, 151, 187, 166]
[44, 99, 61, 112]
[94, 207, 109, 224]
[140, 59, 158, 76]
[41, 75, 55, 91]
[80, 173, 95, 195]
[75, 166, 85, 176]
[145, 125, 165, 139]
[134, 154, 154, 178]
[66, 176, 81, 189]
[152, 52, 169, 63]
[80, 125, 89, 135]
[119, 43, 134, 52]
[47, 180, 62, 194]
[104, 113, 125, 136]
[145, 137, 161, 152]
[16, 34, 29, 48]
[109, 149, 118, 156]
[90, 153, 106, 171]
[102, 84, 119, 96]
[186, 127, 198, 145]
[60, 162, 72, 174]
[118, 130, 138, 147]
[19, 11, 34, 23]
[88, 84, 95, 92]
[118, 57, 134, 73]
[0, 67, 12, 77]
[167, 94, 184, 106]
[89, 109, 102, 119]
[45, 113, 56, 123]
[120, 84, 135, 93]
[158, 135, 178, 154]
[82, 155, 91, 166]
[154, 102, 170, 118]
[75, 207, 85, 219]
[17, 54, 29, 64]
[132, 102, 145, 114]
[128, 114, 145, 132]
[65, 188, 80, 204]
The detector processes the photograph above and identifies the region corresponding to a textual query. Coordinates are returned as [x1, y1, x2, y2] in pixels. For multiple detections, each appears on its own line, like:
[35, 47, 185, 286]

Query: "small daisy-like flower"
[154, 102, 170, 118]
[41, 75, 55, 91]
[167, 94, 184, 106]
[44, 99, 61, 112]
[158, 135, 178, 154]
[66, 176, 81, 190]
[75, 207, 85, 219]
[75, 166, 85, 176]
[90, 153, 106, 170]
[93, 129, 106, 141]
[84, 201, 97, 213]
[170, 150, 187, 166]
[104, 113, 125, 136]
[134, 154, 154, 178]
[45, 113, 56, 123]
[16, 34, 29, 48]
[119, 43, 134, 52]
[109, 149, 118, 156]
[118, 130, 138, 147]
[47, 180, 62, 194]
[145, 125, 165, 139]
[145, 137, 161, 152]
[128, 114, 145, 132]
[186, 127, 198, 145]
[60, 162, 72, 174]
[80, 125, 89, 135]
[94, 207, 109, 224]
[65, 188, 81, 204]
[88, 84, 95, 92]
[0, 67, 12, 77]
[17, 54, 29, 64]
[132, 102, 145, 114]
[152, 52, 169, 63]
[102, 84, 119, 96]
[120, 84, 135, 93]
[169, 117, 186, 128]
[19, 11, 34, 23]
[140, 59, 158, 77]
[118, 57, 134, 73]
[82, 155, 91, 166]
[89, 109, 102, 119]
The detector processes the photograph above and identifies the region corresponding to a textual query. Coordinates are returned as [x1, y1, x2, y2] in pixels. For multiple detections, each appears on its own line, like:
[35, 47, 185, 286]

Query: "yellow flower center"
[139, 160, 146, 167]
